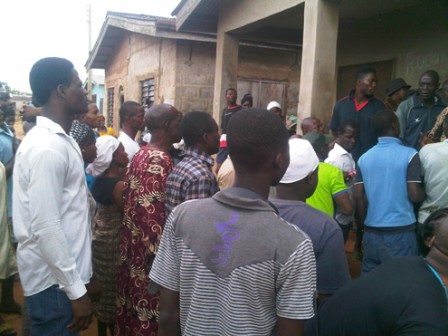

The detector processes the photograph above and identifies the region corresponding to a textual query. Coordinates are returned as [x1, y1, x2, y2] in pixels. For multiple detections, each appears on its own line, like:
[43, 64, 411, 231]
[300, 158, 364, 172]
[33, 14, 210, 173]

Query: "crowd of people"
[0, 56, 447, 336]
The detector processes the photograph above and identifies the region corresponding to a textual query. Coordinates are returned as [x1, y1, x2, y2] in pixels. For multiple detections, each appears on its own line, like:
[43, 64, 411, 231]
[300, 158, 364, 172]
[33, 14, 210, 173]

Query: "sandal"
[0, 322, 17, 336]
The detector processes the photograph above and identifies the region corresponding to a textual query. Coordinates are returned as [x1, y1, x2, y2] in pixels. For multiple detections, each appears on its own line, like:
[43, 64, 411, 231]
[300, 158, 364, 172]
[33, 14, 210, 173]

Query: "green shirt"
[306, 162, 347, 217]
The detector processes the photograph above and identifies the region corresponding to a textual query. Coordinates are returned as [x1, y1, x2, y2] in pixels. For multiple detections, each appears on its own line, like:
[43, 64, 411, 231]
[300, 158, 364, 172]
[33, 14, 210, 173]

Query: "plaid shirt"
[165, 148, 219, 213]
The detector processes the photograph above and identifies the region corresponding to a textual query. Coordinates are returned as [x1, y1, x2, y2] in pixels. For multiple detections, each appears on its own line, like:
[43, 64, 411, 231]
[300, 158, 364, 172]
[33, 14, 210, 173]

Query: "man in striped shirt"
[151, 108, 316, 336]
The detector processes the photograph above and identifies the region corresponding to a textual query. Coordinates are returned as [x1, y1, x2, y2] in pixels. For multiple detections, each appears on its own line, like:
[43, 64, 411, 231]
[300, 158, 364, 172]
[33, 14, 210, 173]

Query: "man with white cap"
[272, 139, 350, 309]
[267, 101, 282, 118]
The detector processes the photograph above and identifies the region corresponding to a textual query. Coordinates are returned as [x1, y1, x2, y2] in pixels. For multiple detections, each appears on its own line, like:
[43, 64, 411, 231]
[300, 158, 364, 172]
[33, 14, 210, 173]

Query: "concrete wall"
[174, 40, 216, 113]
[337, 1, 448, 91]
[104, 33, 177, 130]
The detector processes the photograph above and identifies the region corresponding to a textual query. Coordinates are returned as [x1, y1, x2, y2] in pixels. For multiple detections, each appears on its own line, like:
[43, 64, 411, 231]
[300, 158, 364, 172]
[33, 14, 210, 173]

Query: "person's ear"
[274, 151, 289, 175]
[56, 84, 67, 99]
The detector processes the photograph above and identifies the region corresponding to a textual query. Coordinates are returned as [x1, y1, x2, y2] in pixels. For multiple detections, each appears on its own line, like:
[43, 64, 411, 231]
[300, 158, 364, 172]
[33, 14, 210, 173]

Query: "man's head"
[181, 111, 220, 155]
[337, 120, 360, 152]
[355, 65, 377, 97]
[241, 93, 253, 109]
[119, 101, 144, 130]
[303, 131, 334, 161]
[386, 78, 411, 103]
[29, 57, 88, 114]
[279, 138, 319, 198]
[418, 70, 440, 102]
[144, 104, 183, 144]
[225, 88, 237, 105]
[227, 108, 290, 186]
[0, 92, 12, 125]
[418, 208, 448, 257]
[267, 101, 282, 118]
[80, 102, 101, 128]
[301, 116, 324, 135]
[372, 110, 400, 138]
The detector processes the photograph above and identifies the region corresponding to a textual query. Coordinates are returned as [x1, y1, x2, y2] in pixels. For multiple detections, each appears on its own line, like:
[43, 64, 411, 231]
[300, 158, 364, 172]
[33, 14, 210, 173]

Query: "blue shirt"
[355, 137, 421, 227]
[0, 123, 14, 217]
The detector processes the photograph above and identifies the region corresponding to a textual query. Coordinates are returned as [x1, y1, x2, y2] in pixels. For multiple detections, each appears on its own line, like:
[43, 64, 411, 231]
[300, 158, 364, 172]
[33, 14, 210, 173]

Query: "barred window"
[141, 79, 154, 107]
[107, 88, 114, 127]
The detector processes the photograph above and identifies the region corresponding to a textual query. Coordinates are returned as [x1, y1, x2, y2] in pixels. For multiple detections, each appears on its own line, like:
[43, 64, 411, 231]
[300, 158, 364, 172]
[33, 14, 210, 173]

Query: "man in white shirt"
[325, 120, 359, 242]
[117, 101, 144, 161]
[13, 57, 93, 335]
[418, 114, 448, 223]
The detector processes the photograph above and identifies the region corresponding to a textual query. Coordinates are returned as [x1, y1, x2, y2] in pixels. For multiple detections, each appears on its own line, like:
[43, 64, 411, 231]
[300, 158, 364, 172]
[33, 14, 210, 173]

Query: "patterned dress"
[115, 146, 173, 336]
[91, 176, 122, 325]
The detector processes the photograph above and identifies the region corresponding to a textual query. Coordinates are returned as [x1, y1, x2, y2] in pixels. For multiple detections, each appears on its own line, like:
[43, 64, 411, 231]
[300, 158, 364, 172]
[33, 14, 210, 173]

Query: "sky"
[1, 0, 181, 93]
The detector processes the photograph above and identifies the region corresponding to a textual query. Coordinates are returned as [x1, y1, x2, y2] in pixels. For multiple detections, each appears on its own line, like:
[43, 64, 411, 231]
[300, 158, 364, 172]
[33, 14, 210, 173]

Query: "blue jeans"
[362, 230, 418, 274]
[26, 285, 78, 336]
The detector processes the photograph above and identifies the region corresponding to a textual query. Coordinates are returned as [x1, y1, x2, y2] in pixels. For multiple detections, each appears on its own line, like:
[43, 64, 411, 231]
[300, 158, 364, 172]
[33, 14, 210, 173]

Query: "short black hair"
[29, 57, 74, 106]
[338, 119, 360, 135]
[227, 108, 289, 171]
[119, 101, 141, 126]
[181, 111, 216, 147]
[420, 70, 440, 84]
[225, 88, 236, 95]
[241, 93, 253, 106]
[356, 65, 376, 81]
[372, 110, 398, 137]
[418, 208, 448, 256]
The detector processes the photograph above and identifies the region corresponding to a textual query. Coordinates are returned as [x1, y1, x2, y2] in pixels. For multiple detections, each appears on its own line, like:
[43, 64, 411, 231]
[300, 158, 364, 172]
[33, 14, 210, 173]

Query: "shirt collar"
[378, 136, 402, 145]
[36, 116, 68, 135]
[0, 122, 13, 136]
[332, 143, 350, 155]
[184, 147, 214, 166]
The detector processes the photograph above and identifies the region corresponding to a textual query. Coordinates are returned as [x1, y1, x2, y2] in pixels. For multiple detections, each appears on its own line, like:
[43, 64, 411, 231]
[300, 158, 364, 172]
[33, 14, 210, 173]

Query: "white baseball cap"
[280, 138, 319, 183]
[267, 101, 281, 110]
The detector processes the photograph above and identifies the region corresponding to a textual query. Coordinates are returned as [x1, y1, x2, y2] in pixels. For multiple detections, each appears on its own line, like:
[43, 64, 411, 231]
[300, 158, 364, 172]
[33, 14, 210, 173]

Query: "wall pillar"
[212, 29, 239, 126]
[297, 0, 339, 133]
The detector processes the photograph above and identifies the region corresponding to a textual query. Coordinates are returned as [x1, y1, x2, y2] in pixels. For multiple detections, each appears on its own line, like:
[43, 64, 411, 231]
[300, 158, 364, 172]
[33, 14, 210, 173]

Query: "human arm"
[111, 180, 125, 213]
[158, 286, 181, 336]
[277, 318, 305, 336]
[28, 148, 92, 328]
[407, 153, 425, 203]
[331, 168, 353, 216]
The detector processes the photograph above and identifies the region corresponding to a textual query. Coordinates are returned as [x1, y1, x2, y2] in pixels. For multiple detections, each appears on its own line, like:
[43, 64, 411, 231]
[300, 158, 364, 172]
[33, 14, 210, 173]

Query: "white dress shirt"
[13, 116, 92, 300]
[118, 131, 140, 162]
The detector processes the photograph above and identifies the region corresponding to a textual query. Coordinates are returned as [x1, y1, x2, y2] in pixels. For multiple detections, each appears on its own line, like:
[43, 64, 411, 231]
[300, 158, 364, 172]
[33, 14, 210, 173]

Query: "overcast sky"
[1, 0, 181, 92]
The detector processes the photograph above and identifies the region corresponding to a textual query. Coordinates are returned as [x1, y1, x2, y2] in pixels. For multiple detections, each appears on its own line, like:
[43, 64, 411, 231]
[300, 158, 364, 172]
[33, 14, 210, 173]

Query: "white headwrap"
[86, 135, 120, 177]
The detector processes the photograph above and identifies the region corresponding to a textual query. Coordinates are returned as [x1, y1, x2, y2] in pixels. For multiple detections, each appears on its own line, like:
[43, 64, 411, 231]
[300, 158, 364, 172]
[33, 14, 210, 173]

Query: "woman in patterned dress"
[86, 136, 128, 336]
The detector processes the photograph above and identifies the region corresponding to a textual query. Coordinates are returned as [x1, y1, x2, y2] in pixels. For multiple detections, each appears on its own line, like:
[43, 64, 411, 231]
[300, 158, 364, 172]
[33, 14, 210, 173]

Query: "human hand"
[419, 132, 434, 147]
[67, 293, 93, 332]
[86, 277, 103, 302]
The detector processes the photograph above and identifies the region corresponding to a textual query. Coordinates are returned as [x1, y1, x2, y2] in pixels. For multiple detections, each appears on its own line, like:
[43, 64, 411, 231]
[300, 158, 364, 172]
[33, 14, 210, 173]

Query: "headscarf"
[70, 120, 95, 145]
[86, 135, 120, 177]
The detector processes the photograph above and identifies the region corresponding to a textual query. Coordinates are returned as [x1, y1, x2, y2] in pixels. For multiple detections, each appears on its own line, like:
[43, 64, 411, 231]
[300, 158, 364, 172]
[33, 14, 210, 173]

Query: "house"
[173, 0, 448, 129]
[86, 11, 302, 130]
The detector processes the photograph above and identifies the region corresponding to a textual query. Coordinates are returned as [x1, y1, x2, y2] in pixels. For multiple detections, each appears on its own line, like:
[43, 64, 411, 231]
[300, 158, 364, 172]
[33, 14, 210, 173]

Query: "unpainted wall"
[337, 1, 448, 94]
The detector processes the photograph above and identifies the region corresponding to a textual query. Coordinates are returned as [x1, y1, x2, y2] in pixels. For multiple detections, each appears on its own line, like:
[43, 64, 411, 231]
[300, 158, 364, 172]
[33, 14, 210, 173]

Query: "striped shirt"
[151, 187, 316, 335]
[165, 148, 219, 213]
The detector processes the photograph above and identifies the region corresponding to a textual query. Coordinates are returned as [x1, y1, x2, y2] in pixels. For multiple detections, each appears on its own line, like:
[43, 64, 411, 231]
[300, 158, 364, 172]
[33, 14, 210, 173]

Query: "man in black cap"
[384, 78, 411, 112]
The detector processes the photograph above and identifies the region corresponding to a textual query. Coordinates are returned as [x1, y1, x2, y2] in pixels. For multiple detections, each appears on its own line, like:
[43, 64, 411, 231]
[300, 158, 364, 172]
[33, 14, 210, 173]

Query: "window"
[141, 79, 155, 107]
[107, 88, 114, 127]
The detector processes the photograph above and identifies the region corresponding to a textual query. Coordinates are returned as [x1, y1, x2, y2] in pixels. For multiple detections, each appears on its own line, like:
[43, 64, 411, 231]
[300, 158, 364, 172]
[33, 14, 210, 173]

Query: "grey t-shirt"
[151, 188, 316, 336]
[271, 198, 351, 295]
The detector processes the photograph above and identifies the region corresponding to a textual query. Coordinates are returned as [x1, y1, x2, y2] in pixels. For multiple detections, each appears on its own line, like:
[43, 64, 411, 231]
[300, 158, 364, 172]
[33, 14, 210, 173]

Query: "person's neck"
[148, 132, 172, 152]
[354, 90, 367, 104]
[275, 184, 307, 202]
[233, 173, 271, 200]
[103, 162, 123, 179]
[121, 124, 138, 140]
[227, 102, 237, 108]
[426, 249, 448, 287]
[41, 106, 72, 134]
[418, 95, 436, 107]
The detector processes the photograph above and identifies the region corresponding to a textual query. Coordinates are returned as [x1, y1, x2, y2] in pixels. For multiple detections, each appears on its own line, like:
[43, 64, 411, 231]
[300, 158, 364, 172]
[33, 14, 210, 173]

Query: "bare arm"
[111, 180, 125, 213]
[407, 182, 425, 204]
[158, 286, 181, 336]
[277, 317, 304, 336]
[333, 192, 353, 216]
[67, 294, 93, 332]
[354, 183, 366, 229]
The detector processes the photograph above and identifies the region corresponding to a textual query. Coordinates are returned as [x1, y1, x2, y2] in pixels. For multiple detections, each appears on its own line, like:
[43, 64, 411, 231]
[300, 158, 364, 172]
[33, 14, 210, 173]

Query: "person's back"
[306, 162, 347, 218]
[316, 257, 448, 336]
[151, 109, 316, 336]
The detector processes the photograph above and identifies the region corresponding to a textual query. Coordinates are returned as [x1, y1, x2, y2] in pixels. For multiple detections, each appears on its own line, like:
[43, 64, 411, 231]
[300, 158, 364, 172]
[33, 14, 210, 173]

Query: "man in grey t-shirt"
[151, 109, 316, 336]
